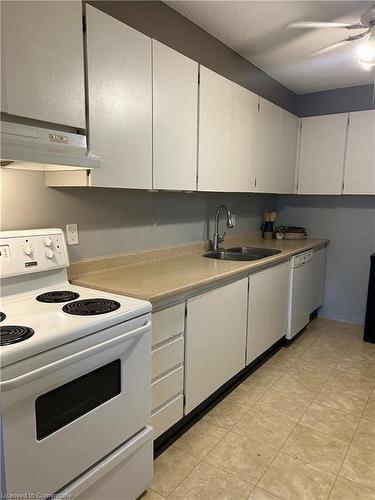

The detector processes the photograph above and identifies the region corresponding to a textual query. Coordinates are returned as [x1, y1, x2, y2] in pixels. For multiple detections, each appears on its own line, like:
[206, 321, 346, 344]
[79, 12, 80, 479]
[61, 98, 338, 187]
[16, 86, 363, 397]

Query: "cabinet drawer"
[151, 336, 184, 380]
[151, 395, 184, 439]
[151, 366, 184, 412]
[152, 303, 185, 347]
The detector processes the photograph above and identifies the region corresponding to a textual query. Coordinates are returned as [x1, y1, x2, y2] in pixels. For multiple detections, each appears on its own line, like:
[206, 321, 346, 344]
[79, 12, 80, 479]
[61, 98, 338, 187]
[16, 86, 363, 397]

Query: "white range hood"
[0, 121, 100, 171]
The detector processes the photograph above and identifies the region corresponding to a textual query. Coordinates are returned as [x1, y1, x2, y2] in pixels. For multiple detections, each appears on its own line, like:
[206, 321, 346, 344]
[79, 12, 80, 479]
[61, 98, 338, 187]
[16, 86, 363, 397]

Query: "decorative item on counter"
[274, 224, 287, 240]
[283, 226, 307, 240]
[261, 211, 277, 239]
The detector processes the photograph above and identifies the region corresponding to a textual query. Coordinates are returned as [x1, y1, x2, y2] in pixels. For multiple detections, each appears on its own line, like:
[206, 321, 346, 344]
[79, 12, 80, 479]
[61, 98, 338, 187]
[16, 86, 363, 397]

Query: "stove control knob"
[46, 248, 54, 259]
[24, 243, 32, 255]
[44, 237, 52, 247]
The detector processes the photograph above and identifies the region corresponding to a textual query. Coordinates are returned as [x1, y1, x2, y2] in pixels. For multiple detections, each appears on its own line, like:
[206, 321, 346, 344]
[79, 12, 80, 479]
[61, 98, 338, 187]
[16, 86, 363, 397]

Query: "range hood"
[0, 121, 100, 171]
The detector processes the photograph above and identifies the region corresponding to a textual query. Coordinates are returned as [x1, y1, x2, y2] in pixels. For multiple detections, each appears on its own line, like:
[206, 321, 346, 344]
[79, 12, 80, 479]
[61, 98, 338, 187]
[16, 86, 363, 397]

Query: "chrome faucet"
[212, 204, 234, 251]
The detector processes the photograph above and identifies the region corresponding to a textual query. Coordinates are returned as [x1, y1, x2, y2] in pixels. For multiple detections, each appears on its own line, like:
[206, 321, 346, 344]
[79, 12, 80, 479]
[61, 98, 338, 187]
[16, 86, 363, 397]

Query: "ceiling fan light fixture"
[358, 27, 375, 64]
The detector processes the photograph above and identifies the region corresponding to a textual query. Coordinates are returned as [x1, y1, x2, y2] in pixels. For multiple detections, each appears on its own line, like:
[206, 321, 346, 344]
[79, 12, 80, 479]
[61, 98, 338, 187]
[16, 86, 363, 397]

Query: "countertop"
[69, 233, 329, 309]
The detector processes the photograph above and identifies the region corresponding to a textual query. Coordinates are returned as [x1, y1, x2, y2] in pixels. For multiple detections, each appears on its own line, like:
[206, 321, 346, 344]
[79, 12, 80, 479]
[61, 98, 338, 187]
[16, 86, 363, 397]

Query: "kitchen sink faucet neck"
[213, 204, 234, 251]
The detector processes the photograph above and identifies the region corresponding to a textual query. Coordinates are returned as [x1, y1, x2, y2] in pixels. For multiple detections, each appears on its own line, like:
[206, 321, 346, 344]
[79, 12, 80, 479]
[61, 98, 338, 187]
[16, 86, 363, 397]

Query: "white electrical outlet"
[231, 214, 236, 227]
[66, 224, 79, 245]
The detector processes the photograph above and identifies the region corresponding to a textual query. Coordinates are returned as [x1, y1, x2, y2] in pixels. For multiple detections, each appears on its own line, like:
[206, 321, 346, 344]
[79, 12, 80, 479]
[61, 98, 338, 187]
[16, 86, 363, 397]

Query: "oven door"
[1, 314, 151, 496]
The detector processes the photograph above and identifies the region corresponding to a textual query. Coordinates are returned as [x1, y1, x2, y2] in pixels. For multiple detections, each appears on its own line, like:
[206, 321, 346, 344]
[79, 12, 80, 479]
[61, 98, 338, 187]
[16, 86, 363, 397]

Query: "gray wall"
[296, 84, 375, 117]
[0, 169, 275, 261]
[277, 195, 375, 325]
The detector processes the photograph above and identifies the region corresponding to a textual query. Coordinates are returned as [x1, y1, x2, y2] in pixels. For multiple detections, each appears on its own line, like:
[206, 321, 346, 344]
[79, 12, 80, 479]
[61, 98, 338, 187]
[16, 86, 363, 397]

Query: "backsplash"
[0, 169, 275, 261]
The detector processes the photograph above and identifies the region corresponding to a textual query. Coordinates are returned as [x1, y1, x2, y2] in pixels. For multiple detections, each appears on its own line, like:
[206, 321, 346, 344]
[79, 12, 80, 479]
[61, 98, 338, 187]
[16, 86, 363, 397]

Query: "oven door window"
[35, 359, 121, 440]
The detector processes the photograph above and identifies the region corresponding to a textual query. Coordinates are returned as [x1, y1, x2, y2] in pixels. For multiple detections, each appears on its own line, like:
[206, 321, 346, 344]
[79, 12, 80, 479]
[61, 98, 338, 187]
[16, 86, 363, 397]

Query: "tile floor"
[145, 318, 375, 500]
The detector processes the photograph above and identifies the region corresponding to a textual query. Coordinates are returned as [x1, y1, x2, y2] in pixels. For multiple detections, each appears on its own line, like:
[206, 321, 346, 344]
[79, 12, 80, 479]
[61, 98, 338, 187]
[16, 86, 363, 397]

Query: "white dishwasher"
[287, 250, 314, 340]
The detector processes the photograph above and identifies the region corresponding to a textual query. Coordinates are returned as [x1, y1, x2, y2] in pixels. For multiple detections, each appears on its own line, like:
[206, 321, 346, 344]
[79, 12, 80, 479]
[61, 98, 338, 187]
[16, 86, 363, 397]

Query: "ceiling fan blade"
[310, 39, 350, 57]
[287, 21, 359, 29]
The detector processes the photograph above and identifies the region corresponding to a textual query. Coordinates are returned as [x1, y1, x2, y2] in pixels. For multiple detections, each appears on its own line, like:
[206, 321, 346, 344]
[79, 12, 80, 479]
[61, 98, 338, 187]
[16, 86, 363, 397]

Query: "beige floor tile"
[352, 419, 375, 452]
[253, 389, 310, 423]
[203, 398, 248, 430]
[226, 384, 266, 409]
[281, 424, 349, 474]
[336, 355, 375, 380]
[315, 384, 369, 416]
[168, 461, 252, 500]
[258, 452, 336, 500]
[300, 402, 359, 442]
[173, 420, 227, 459]
[243, 365, 282, 388]
[272, 363, 329, 401]
[364, 391, 375, 422]
[205, 431, 277, 484]
[329, 477, 375, 500]
[300, 346, 343, 369]
[325, 370, 375, 393]
[248, 487, 282, 499]
[347, 341, 375, 360]
[142, 490, 165, 500]
[284, 335, 316, 356]
[262, 349, 298, 373]
[340, 445, 375, 489]
[232, 407, 295, 450]
[151, 447, 200, 497]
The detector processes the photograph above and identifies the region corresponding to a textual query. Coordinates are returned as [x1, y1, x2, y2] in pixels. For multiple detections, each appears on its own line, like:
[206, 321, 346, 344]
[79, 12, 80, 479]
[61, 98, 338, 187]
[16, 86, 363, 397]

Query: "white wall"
[0, 170, 275, 261]
[277, 195, 375, 325]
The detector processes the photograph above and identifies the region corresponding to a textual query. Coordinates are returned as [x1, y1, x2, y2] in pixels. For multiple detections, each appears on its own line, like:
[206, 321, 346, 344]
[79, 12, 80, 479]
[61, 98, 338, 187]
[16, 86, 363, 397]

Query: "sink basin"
[203, 246, 281, 261]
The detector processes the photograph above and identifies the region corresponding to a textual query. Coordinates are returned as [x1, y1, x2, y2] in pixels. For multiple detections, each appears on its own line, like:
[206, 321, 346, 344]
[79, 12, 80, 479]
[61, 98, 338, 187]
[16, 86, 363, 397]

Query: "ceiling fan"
[288, 4, 375, 65]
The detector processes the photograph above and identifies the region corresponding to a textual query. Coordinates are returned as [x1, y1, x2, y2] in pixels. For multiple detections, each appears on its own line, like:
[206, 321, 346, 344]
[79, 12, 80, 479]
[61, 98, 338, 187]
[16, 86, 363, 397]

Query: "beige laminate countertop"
[69, 234, 329, 309]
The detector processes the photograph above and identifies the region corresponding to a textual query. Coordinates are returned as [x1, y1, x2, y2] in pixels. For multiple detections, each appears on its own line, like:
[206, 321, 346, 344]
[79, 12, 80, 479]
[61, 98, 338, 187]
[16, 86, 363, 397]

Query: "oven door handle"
[0, 320, 151, 392]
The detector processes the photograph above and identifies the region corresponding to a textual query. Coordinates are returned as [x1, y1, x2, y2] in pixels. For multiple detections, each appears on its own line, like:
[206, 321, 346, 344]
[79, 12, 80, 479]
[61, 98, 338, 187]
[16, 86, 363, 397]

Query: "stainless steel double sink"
[203, 246, 281, 261]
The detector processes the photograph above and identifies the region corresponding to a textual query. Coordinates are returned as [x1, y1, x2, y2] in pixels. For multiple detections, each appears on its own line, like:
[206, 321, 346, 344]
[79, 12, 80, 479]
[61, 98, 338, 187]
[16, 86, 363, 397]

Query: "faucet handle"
[218, 231, 226, 244]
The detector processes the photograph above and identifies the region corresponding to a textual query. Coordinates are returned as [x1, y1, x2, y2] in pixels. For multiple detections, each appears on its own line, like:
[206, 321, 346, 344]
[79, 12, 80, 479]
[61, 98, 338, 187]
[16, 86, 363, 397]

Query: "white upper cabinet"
[344, 110, 375, 195]
[255, 98, 283, 193]
[198, 66, 258, 192]
[256, 99, 298, 194]
[86, 5, 152, 189]
[298, 113, 347, 195]
[152, 41, 198, 191]
[279, 110, 299, 193]
[1, 1, 85, 128]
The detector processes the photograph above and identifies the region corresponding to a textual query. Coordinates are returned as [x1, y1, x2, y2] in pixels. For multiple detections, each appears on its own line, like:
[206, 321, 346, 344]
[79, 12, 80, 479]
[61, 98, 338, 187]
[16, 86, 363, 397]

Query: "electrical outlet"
[66, 224, 79, 245]
[231, 214, 236, 227]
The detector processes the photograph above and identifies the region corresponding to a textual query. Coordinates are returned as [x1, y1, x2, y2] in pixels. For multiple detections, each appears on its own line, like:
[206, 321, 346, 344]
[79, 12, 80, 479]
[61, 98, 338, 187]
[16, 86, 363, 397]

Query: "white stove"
[0, 228, 153, 499]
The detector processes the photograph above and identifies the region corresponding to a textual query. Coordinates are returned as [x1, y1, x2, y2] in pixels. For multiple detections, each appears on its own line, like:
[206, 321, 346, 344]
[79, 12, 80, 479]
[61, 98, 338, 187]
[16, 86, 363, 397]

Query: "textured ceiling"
[165, 0, 375, 94]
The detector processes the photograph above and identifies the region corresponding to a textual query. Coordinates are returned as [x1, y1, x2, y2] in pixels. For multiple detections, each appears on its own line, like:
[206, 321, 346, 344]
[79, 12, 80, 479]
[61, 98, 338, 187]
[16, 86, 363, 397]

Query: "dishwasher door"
[287, 251, 313, 340]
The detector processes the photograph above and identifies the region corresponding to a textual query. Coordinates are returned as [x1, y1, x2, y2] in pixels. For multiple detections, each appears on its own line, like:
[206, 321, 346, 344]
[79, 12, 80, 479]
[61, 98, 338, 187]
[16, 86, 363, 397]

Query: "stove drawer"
[152, 303, 185, 347]
[151, 365, 184, 412]
[151, 336, 184, 380]
[151, 395, 184, 439]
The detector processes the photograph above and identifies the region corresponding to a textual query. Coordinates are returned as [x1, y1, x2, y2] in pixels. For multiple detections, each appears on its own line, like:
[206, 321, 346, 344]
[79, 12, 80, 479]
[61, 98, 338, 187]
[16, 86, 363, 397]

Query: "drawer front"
[151, 395, 184, 439]
[151, 366, 184, 412]
[151, 336, 184, 380]
[152, 303, 185, 347]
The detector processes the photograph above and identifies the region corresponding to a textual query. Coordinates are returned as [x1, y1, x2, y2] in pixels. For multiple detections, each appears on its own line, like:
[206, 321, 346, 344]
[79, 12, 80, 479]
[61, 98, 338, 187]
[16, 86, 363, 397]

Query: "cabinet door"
[309, 247, 327, 313]
[231, 83, 258, 192]
[298, 114, 347, 194]
[86, 5, 152, 189]
[198, 67, 232, 191]
[1, 1, 85, 128]
[344, 110, 375, 195]
[255, 98, 283, 193]
[247, 263, 289, 365]
[278, 110, 299, 193]
[185, 278, 248, 414]
[153, 41, 198, 191]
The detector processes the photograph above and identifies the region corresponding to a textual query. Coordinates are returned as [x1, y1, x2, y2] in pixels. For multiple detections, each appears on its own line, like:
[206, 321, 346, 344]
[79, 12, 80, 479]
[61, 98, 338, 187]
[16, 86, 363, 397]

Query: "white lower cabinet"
[151, 304, 185, 439]
[185, 278, 248, 414]
[246, 262, 289, 365]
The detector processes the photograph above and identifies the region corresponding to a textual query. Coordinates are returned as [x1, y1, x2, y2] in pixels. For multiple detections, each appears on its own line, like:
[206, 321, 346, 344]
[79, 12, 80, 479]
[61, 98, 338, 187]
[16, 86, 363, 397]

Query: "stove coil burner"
[36, 291, 80, 303]
[62, 298, 121, 316]
[0, 312, 5, 322]
[0, 325, 35, 346]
